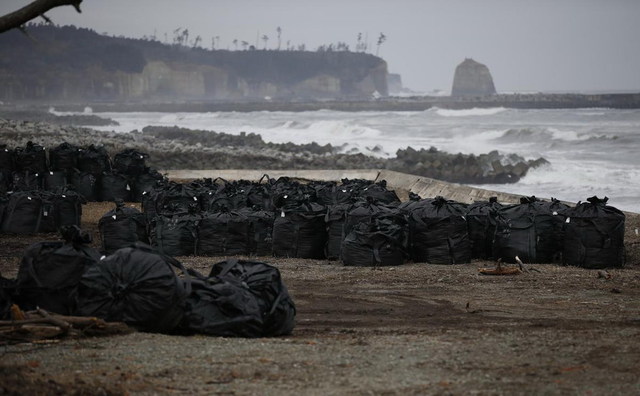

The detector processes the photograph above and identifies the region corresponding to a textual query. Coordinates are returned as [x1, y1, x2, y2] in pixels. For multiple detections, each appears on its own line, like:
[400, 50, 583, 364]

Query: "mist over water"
[68, 107, 640, 212]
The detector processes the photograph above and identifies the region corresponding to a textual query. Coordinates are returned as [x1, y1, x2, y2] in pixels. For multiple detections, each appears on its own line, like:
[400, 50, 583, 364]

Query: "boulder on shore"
[451, 58, 496, 97]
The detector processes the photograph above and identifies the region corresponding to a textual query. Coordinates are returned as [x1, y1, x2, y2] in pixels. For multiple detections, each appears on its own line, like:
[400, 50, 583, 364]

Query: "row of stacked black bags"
[0, 226, 296, 337]
[0, 141, 164, 202]
[99, 175, 625, 269]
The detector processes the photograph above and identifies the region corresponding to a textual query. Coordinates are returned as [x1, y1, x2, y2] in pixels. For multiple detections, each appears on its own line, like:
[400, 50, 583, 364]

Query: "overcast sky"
[3, 0, 640, 93]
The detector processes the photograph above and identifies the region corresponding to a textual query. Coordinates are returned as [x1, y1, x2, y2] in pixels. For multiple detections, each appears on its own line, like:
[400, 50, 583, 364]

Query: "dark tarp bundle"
[15, 226, 100, 315]
[53, 188, 84, 228]
[14, 141, 47, 174]
[99, 171, 131, 202]
[466, 197, 503, 259]
[0, 144, 15, 173]
[77, 145, 111, 175]
[178, 268, 264, 337]
[209, 259, 296, 336]
[76, 244, 189, 333]
[149, 212, 199, 257]
[325, 203, 351, 260]
[355, 180, 400, 206]
[1, 274, 16, 320]
[44, 171, 68, 192]
[493, 196, 569, 264]
[197, 210, 251, 256]
[239, 207, 274, 256]
[12, 170, 42, 191]
[562, 196, 625, 269]
[1, 191, 55, 234]
[408, 196, 470, 264]
[113, 148, 148, 176]
[131, 168, 165, 203]
[272, 200, 327, 259]
[99, 200, 148, 254]
[70, 170, 99, 202]
[341, 214, 407, 267]
[49, 142, 79, 171]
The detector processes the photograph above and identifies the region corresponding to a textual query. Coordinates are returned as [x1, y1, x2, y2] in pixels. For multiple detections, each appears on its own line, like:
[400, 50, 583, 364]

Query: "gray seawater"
[72, 107, 640, 212]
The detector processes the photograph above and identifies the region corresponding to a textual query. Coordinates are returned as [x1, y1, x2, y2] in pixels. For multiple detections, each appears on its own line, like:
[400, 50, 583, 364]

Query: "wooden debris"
[479, 259, 521, 276]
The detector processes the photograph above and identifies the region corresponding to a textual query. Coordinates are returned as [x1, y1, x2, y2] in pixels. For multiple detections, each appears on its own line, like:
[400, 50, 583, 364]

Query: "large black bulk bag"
[355, 180, 400, 206]
[239, 207, 274, 256]
[197, 210, 251, 256]
[325, 203, 350, 260]
[245, 175, 274, 211]
[342, 216, 407, 267]
[76, 244, 189, 333]
[149, 182, 201, 217]
[0, 274, 15, 320]
[314, 181, 353, 206]
[562, 196, 625, 269]
[11, 170, 43, 191]
[272, 201, 327, 259]
[131, 168, 165, 203]
[493, 196, 568, 264]
[0, 144, 15, 173]
[344, 197, 396, 237]
[397, 192, 424, 214]
[466, 197, 503, 259]
[98, 200, 148, 254]
[0, 171, 10, 195]
[77, 145, 110, 175]
[179, 268, 264, 337]
[409, 196, 470, 264]
[14, 141, 47, 174]
[1, 191, 55, 234]
[99, 171, 131, 202]
[53, 188, 84, 228]
[15, 226, 100, 315]
[49, 142, 79, 171]
[113, 148, 148, 176]
[209, 259, 296, 336]
[44, 170, 68, 192]
[149, 213, 199, 257]
[70, 170, 99, 202]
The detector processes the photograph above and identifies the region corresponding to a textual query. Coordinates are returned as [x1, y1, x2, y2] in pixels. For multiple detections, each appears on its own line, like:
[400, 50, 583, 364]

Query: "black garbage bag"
[341, 215, 407, 267]
[99, 200, 148, 254]
[344, 197, 397, 237]
[197, 209, 251, 256]
[69, 169, 99, 202]
[131, 168, 165, 203]
[14, 141, 47, 174]
[209, 259, 296, 336]
[49, 142, 79, 171]
[149, 182, 201, 217]
[408, 196, 470, 264]
[314, 181, 354, 206]
[178, 268, 264, 337]
[466, 197, 503, 259]
[397, 192, 424, 214]
[76, 244, 189, 333]
[1, 274, 16, 320]
[12, 170, 43, 191]
[99, 171, 131, 202]
[355, 180, 400, 206]
[149, 212, 199, 257]
[239, 207, 274, 257]
[77, 145, 110, 175]
[15, 226, 100, 315]
[245, 175, 275, 211]
[44, 170, 68, 192]
[493, 196, 569, 263]
[562, 196, 625, 269]
[113, 148, 148, 176]
[0, 171, 10, 195]
[53, 188, 85, 228]
[1, 191, 55, 234]
[325, 203, 350, 260]
[272, 200, 327, 259]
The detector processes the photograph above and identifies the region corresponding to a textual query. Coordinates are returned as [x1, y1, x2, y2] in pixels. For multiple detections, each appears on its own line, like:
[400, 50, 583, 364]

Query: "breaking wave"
[434, 107, 507, 117]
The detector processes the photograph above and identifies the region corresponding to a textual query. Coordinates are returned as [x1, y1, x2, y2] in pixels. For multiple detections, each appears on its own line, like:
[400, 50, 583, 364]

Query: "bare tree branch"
[0, 0, 83, 34]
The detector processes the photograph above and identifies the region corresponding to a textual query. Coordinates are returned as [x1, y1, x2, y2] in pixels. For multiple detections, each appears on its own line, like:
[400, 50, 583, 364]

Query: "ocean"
[67, 107, 640, 213]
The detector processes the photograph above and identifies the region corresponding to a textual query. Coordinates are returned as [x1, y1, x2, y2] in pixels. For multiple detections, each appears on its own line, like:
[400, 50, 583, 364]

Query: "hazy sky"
[3, 0, 640, 93]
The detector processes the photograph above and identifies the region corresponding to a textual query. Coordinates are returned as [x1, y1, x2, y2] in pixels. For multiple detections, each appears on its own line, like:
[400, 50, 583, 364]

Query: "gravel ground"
[1, 202, 639, 395]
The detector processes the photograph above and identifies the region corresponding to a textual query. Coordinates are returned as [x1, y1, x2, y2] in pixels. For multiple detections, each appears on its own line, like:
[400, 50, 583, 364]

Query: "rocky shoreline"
[0, 117, 547, 184]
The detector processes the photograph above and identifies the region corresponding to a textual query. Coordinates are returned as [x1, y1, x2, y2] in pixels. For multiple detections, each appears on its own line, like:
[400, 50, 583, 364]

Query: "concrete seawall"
[162, 169, 527, 204]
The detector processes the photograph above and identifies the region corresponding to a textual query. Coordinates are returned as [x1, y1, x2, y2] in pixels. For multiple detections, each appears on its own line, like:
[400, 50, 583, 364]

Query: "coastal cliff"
[0, 25, 388, 102]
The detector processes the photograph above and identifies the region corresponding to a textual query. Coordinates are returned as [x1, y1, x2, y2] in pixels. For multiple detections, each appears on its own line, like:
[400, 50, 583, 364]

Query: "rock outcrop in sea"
[0, 118, 547, 184]
[451, 58, 497, 97]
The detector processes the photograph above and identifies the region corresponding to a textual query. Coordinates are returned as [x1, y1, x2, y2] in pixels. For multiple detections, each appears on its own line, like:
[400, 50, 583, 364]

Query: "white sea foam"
[434, 107, 507, 117]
